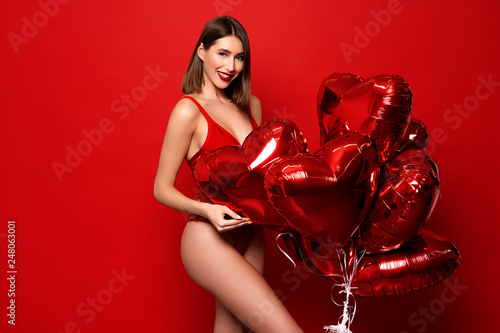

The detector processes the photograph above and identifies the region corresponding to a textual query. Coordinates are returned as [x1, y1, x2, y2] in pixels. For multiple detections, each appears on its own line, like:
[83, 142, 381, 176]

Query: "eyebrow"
[217, 48, 244, 55]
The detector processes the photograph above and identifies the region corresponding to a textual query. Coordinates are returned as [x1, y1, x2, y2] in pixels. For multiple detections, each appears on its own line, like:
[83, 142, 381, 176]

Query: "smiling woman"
[197, 36, 245, 95]
[153, 16, 303, 332]
[181, 16, 251, 112]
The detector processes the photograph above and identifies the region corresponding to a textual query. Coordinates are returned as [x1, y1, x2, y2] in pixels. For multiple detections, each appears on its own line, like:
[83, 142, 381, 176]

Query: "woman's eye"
[236, 56, 244, 61]
[219, 52, 226, 57]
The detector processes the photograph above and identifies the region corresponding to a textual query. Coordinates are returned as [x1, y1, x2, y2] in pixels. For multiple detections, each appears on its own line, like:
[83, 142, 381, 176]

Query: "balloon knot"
[324, 324, 353, 333]
[324, 247, 366, 333]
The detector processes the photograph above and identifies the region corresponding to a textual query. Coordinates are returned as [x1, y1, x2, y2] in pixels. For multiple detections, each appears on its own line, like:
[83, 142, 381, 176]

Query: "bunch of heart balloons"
[192, 73, 461, 301]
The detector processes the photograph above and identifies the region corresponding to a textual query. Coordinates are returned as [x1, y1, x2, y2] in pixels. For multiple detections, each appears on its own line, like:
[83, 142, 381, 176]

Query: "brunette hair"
[181, 16, 251, 111]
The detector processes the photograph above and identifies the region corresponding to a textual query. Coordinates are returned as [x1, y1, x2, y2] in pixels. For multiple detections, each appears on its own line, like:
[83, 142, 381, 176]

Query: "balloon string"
[324, 247, 366, 333]
[275, 233, 343, 280]
[276, 232, 341, 277]
[275, 232, 297, 268]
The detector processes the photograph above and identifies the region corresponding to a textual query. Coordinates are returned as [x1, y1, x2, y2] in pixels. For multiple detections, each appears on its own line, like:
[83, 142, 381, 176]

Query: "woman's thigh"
[213, 226, 265, 332]
[180, 221, 302, 333]
[242, 226, 265, 274]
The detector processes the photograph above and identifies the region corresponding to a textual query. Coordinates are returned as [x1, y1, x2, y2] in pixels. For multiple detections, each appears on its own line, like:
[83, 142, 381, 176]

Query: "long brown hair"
[181, 16, 251, 111]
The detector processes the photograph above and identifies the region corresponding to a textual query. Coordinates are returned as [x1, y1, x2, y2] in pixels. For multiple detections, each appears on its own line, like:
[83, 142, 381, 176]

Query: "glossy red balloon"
[361, 149, 440, 253]
[317, 73, 412, 164]
[192, 71, 460, 301]
[352, 229, 461, 298]
[395, 118, 429, 155]
[279, 230, 344, 283]
[192, 118, 306, 229]
[243, 118, 306, 176]
[265, 132, 379, 247]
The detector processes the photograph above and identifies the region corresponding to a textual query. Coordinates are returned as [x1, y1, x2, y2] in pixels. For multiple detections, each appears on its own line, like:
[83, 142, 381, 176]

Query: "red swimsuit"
[182, 96, 261, 255]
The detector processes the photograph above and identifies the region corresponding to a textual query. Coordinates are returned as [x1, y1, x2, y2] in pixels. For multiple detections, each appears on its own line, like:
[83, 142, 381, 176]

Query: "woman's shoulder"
[169, 95, 203, 125]
[249, 95, 262, 125]
[175, 94, 202, 114]
[249, 95, 261, 113]
[250, 95, 261, 106]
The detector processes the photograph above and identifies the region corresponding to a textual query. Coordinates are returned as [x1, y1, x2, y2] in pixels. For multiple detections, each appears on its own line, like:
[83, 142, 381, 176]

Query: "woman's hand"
[203, 203, 252, 232]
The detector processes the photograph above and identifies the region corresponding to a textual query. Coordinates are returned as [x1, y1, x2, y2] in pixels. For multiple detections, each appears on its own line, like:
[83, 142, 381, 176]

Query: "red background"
[1, 0, 499, 332]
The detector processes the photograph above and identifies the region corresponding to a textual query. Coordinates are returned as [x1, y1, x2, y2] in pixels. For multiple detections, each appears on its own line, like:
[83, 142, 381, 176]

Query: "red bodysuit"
[182, 96, 261, 255]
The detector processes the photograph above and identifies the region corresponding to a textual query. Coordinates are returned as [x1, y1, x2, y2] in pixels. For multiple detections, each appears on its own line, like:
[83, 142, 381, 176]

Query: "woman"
[154, 16, 303, 332]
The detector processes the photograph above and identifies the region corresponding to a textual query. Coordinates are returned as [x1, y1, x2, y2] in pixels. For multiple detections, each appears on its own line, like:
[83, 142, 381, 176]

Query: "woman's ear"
[197, 43, 205, 61]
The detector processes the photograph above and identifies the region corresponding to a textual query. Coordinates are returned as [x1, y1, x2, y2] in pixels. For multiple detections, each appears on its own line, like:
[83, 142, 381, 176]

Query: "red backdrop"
[1, 0, 499, 332]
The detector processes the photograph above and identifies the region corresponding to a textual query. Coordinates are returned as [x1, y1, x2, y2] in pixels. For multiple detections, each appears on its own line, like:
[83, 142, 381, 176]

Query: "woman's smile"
[200, 35, 244, 89]
[217, 70, 234, 81]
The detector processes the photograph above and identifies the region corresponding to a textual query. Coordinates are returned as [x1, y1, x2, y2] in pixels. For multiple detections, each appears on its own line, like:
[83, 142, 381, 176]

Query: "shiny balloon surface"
[317, 73, 412, 164]
[191, 73, 460, 298]
[192, 118, 307, 229]
[353, 229, 461, 298]
[265, 132, 378, 247]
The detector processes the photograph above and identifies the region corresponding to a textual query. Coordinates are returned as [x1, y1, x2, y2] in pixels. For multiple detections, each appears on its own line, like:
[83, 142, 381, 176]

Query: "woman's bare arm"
[153, 98, 251, 232]
[250, 95, 263, 126]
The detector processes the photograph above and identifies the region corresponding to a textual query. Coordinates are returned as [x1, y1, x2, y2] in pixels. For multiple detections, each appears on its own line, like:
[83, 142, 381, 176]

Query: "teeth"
[218, 72, 230, 78]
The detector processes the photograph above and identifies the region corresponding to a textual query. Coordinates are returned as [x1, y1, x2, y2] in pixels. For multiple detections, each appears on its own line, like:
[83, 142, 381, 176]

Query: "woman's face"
[198, 35, 245, 90]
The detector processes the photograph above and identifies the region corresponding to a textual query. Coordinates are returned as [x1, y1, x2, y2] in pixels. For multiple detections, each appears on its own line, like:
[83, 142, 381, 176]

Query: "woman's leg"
[214, 298, 248, 333]
[181, 221, 303, 333]
[213, 227, 266, 332]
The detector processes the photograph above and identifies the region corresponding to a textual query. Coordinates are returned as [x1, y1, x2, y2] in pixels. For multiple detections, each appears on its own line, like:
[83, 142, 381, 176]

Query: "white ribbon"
[275, 232, 366, 333]
[324, 247, 366, 333]
[275, 232, 342, 279]
[275, 232, 297, 268]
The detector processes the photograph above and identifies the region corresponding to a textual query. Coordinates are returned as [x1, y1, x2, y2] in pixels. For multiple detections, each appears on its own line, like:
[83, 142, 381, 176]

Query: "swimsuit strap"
[248, 108, 258, 129]
[181, 95, 258, 130]
[181, 95, 215, 124]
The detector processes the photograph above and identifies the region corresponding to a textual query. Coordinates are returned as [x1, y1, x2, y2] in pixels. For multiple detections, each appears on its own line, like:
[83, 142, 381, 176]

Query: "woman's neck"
[199, 74, 229, 102]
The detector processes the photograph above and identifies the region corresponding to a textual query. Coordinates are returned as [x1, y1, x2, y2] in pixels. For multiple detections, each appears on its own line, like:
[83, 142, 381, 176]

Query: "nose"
[226, 57, 235, 72]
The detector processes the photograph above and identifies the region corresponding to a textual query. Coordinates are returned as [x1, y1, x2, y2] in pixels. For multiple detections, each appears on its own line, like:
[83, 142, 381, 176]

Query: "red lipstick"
[217, 71, 233, 82]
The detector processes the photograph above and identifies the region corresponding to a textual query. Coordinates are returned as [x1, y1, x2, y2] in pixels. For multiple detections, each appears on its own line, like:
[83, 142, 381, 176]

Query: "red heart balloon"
[317, 73, 412, 164]
[192, 118, 306, 229]
[352, 229, 461, 298]
[394, 118, 429, 155]
[361, 149, 440, 253]
[278, 230, 345, 283]
[243, 118, 306, 176]
[265, 72, 460, 301]
[265, 132, 379, 247]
